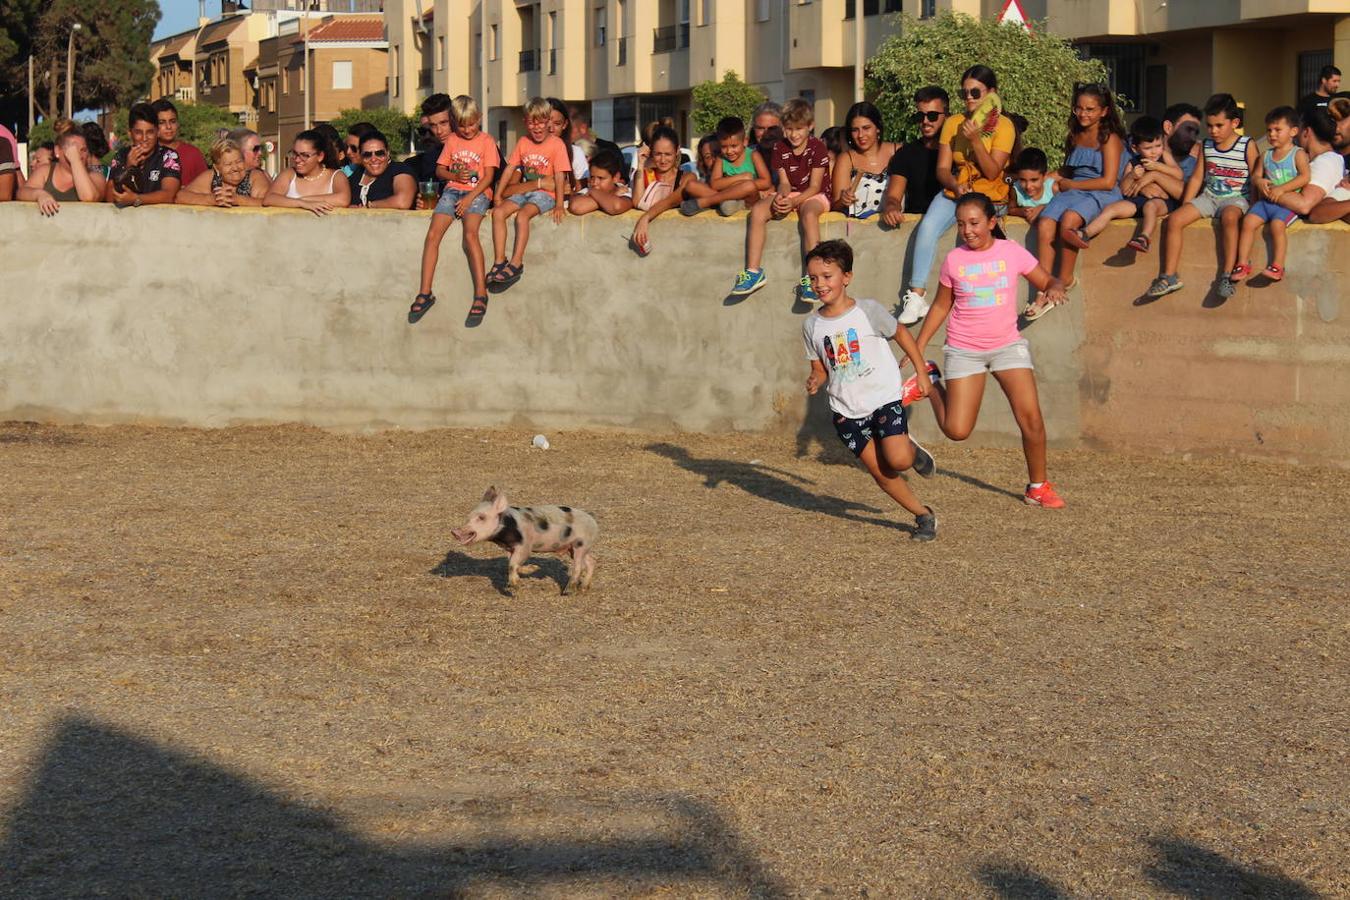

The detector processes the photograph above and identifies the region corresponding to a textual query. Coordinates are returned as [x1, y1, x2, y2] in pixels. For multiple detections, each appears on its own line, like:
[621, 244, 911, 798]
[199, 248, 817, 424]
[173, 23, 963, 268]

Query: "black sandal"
[407, 292, 436, 324]
[486, 261, 507, 282]
[468, 295, 488, 317]
[488, 262, 523, 293]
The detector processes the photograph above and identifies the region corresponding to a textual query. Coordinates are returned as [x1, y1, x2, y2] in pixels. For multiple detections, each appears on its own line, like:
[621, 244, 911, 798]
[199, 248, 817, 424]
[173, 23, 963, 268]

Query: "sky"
[155, 0, 224, 41]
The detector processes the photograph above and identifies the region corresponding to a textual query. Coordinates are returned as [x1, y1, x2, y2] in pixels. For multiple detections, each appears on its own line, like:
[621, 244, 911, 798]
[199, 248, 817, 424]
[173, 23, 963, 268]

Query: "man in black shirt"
[105, 102, 181, 207]
[882, 85, 948, 226]
[1297, 65, 1341, 123]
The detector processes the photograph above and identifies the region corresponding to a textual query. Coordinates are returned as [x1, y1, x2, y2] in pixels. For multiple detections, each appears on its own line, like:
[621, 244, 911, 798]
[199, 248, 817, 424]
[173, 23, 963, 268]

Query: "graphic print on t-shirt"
[518, 150, 552, 182]
[447, 149, 484, 185]
[955, 258, 1012, 310]
[820, 327, 872, 383]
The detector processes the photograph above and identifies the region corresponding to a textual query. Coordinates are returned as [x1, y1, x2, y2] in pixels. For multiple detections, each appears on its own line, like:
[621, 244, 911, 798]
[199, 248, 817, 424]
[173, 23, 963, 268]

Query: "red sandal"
[1261, 264, 1284, 281]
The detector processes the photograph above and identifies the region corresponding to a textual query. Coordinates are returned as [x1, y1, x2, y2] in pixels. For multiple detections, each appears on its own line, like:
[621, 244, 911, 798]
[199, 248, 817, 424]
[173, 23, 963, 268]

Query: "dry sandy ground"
[0, 422, 1345, 898]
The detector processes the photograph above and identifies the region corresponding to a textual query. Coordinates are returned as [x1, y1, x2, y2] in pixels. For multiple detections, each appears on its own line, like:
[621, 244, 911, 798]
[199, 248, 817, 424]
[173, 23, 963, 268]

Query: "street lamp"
[65, 22, 83, 119]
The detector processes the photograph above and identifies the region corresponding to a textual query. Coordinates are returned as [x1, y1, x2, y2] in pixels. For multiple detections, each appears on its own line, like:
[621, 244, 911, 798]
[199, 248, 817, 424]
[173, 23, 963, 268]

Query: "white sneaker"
[897, 289, 931, 325]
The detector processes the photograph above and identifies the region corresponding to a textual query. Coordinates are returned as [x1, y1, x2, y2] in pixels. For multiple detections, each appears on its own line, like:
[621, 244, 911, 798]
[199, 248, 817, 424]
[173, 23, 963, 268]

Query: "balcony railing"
[518, 48, 539, 72]
[616, 36, 627, 66]
[653, 24, 690, 53]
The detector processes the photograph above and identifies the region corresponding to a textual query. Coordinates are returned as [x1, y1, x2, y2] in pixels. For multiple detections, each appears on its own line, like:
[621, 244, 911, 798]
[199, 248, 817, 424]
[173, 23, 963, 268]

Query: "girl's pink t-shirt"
[938, 239, 1040, 351]
[436, 132, 501, 196]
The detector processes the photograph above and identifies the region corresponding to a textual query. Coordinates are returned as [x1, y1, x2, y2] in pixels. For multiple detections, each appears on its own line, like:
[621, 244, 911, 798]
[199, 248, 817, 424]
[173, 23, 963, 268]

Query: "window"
[392, 45, 400, 97]
[1077, 43, 1147, 111]
[756, 0, 770, 21]
[920, 0, 936, 19]
[595, 7, 606, 46]
[491, 24, 499, 60]
[548, 11, 558, 74]
[282, 66, 289, 94]
[474, 32, 482, 68]
[846, 0, 896, 16]
[1298, 49, 1334, 97]
[437, 36, 445, 71]
[699, 0, 712, 25]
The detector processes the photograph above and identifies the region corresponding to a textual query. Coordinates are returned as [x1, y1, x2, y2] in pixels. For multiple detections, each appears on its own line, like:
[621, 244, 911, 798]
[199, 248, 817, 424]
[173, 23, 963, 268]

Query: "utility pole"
[66, 23, 83, 119]
[27, 55, 34, 135]
[303, 7, 311, 130]
[854, 8, 864, 102]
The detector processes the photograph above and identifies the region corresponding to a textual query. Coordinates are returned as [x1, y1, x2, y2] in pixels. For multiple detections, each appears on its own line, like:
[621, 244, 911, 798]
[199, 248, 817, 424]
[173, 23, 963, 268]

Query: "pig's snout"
[452, 527, 477, 545]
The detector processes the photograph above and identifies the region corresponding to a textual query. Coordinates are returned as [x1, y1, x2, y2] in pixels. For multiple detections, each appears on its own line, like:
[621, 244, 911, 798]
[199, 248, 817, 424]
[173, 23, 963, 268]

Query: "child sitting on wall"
[1232, 106, 1311, 283]
[488, 96, 572, 293]
[680, 116, 772, 217]
[1066, 116, 1173, 252]
[1006, 147, 1059, 222]
[567, 147, 633, 217]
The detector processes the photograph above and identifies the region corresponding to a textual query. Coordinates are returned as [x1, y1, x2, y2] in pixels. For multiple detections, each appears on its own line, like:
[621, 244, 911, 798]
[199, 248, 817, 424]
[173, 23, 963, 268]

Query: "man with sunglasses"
[882, 86, 949, 229]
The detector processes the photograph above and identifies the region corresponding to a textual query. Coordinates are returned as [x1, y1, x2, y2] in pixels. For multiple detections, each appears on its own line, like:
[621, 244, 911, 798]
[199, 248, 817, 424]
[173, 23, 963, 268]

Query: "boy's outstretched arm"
[806, 360, 827, 395]
[891, 325, 930, 396]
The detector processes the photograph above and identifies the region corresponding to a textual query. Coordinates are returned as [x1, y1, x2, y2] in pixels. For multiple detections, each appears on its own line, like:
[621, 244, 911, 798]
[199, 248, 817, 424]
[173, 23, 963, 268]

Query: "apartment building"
[150, 28, 201, 104]
[256, 16, 391, 155]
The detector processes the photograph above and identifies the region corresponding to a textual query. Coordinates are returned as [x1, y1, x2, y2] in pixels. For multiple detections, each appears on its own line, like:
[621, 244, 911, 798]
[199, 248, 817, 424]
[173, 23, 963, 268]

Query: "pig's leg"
[506, 544, 531, 591]
[561, 546, 582, 596]
[580, 551, 596, 592]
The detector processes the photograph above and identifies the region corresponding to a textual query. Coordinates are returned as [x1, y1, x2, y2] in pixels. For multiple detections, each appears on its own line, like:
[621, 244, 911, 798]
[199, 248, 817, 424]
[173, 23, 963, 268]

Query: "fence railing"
[652, 24, 690, 52]
[518, 48, 539, 73]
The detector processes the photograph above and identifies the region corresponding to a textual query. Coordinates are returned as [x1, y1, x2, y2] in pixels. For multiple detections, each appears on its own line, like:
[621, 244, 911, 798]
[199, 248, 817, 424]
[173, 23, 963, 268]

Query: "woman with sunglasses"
[897, 65, 1015, 327]
[226, 127, 272, 195]
[176, 138, 264, 207]
[264, 129, 350, 215]
[346, 130, 416, 209]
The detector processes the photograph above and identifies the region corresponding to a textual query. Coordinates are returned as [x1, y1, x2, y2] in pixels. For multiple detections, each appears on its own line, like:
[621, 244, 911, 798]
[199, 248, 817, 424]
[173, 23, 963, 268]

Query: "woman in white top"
[264, 129, 350, 215]
[546, 97, 589, 190]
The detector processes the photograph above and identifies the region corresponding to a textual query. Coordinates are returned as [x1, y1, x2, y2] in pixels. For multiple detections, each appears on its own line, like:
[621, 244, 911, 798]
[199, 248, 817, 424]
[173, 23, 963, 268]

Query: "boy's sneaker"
[1145, 274, 1183, 298]
[900, 362, 942, 406]
[679, 198, 705, 217]
[909, 436, 936, 478]
[730, 268, 767, 296]
[897, 289, 931, 325]
[797, 276, 818, 302]
[912, 507, 937, 542]
[1024, 482, 1066, 509]
[1216, 275, 1237, 298]
[717, 200, 742, 217]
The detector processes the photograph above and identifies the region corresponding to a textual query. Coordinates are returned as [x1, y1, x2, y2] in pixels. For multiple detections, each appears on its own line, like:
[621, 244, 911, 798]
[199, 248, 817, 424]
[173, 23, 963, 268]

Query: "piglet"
[451, 486, 598, 595]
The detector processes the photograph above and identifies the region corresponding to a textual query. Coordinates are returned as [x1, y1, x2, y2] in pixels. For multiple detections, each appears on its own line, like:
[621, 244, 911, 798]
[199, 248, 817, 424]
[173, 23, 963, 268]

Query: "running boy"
[1146, 93, 1257, 300]
[566, 147, 633, 216]
[1007, 147, 1058, 222]
[1068, 116, 1172, 250]
[803, 239, 938, 541]
[409, 95, 500, 323]
[730, 98, 831, 300]
[1232, 106, 1310, 283]
[912, 192, 1068, 508]
[680, 116, 772, 216]
[488, 97, 572, 293]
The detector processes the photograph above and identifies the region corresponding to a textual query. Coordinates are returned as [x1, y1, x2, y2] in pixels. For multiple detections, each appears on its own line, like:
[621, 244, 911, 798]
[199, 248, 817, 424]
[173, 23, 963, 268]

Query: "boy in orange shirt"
[488, 97, 572, 293]
[409, 95, 500, 323]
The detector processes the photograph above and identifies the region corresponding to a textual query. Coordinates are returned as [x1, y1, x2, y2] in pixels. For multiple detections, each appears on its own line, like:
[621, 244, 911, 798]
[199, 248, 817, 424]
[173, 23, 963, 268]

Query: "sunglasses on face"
[958, 88, 984, 100]
[291, 150, 320, 160]
[346, 143, 360, 152]
[911, 111, 943, 123]
[247, 146, 263, 154]
[361, 149, 388, 159]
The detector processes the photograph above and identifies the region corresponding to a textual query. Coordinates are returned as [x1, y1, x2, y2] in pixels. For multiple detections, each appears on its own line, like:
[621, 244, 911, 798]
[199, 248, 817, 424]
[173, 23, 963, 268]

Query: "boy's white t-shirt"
[802, 298, 902, 420]
[1308, 150, 1346, 195]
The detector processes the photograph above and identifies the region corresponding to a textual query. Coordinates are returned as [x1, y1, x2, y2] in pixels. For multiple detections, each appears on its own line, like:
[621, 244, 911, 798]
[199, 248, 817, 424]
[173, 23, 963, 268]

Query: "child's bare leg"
[419, 212, 456, 295]
[568, 193, 599, 215]
[683, 180, 715, 200]
[1236, 212, 1262, 269]
[1269, 218, 1288, 271]
[1036, 216, 1058, 273]
[491, 202, 518, 264]
[931, 374, 986, 441]
[745, 196, 773, 270]
[858, 439, 928, 517]
[992, 368, 1048, 484]
[1161, 203, 1201, 275]
[720, 180, 760, 208]
[1139, 199, 1165, 241]
[509, 204, 541, 267]
[799, 203, 822, 255]
[1219, 205, 1243, 272]
[1056, 211, 1084, 281]
[1083, 200, 1134, 239]
[461, 212, 488, 295]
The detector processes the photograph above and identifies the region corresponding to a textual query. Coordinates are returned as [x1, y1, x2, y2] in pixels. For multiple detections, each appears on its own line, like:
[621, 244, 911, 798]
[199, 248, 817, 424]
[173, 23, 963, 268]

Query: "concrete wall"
[1, 205, 1347, 466]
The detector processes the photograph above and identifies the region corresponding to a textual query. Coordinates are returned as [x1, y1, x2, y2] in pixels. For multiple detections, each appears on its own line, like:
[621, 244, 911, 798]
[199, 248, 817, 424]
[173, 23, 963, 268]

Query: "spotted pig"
[451, 486, 598, 595]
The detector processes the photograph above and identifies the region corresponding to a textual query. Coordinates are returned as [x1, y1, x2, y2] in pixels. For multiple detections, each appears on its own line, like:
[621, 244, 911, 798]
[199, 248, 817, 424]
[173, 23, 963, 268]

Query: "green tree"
[171, 101, 246, 157]
[690, 71, 767, 137]
[330, 107, 420, 156]
[0, 0, 159, 133]
[866, 13, 1109, 169]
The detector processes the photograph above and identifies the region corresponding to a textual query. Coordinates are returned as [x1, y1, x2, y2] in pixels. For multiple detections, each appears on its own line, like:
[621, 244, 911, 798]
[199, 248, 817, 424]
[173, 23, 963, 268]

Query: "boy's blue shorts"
[502, 190, 556, 214]
[833, 400, 910, 458]
[1247, 199, 1298, 225]
[435, 187, 490, 217]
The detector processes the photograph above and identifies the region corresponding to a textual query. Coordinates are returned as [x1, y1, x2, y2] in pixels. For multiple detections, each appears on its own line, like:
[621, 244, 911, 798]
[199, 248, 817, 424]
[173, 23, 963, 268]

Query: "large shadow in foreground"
[0, 716, 787, 897]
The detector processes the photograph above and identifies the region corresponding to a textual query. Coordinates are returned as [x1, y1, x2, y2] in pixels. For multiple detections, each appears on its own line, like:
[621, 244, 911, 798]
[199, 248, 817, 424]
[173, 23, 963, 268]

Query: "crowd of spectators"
[3, 65, 1349, 320]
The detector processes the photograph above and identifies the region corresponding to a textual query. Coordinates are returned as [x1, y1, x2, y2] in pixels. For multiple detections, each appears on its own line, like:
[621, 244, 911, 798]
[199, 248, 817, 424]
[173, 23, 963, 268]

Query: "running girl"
[913, 192, 1069, 508]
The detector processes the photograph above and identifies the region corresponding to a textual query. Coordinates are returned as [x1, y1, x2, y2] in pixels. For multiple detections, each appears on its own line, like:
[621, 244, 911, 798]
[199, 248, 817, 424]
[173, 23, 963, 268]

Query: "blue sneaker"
[798, 276, 818, 302]
[731, 268, 767, 296]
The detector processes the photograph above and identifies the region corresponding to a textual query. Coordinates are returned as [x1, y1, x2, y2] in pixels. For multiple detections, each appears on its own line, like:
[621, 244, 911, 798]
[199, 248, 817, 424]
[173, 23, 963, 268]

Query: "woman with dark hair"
[263, 129, 350, 215]
[347, 129, 416, 208]
[898, 64, 1015, 326]
[1030, 82, 1127, 302]
[546, 96, 589, 189]
[629, 124, 696, 255]
[832, 100, 898, 219]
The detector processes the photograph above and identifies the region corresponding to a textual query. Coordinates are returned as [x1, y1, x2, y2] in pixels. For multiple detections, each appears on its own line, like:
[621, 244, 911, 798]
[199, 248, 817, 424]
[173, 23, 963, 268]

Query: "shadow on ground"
[430, 549, 570, 596]
[0, 716, 788, 898]
[646, 441, 908, 531]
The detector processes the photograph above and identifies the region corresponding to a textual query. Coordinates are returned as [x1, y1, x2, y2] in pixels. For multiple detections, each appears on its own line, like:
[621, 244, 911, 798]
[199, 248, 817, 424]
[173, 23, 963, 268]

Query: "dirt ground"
[0, 422, 1345, 898]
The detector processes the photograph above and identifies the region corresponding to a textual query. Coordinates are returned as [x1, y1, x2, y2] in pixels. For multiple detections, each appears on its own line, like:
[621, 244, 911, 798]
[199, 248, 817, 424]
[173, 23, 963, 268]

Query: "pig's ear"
[482, 485, 498, 502]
